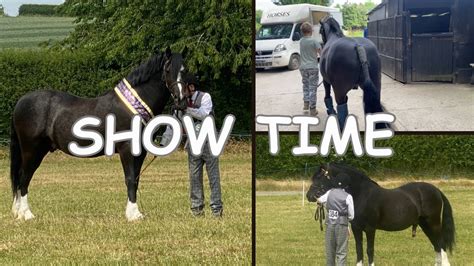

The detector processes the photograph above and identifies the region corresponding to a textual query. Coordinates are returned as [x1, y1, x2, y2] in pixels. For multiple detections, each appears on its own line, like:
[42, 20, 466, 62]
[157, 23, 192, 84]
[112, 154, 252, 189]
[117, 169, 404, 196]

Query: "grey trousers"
[300, 68, 319, 109]
[325, 223, 349, 266]
[188, 144, 222, 212]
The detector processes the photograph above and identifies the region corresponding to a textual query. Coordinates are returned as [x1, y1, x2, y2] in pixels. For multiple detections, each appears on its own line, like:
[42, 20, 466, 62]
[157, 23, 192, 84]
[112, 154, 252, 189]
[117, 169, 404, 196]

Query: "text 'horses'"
[307, 162, 455, 266]
[11, 47, 189, 221]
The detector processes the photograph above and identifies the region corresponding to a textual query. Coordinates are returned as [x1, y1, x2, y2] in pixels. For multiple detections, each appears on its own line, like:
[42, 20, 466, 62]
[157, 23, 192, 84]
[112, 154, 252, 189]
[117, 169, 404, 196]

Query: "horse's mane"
[126, 53, 165, 87]
[330, 162, 379, 186]
[321, 16, 344, 38]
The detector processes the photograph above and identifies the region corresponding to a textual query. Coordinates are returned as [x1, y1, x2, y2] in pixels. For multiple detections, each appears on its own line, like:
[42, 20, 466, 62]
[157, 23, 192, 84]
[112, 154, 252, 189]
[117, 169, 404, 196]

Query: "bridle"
[162, 56, 188, 105]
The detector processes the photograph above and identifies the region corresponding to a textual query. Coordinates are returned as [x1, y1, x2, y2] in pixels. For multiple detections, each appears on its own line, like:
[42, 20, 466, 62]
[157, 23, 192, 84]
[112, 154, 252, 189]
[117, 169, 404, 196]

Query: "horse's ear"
[181, 46, 188, 59]
[165, 46, 172, 59]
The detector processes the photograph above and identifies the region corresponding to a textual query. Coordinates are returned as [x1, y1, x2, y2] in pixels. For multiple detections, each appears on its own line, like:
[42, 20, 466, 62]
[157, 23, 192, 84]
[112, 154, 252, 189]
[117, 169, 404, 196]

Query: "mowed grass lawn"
[0, 16, 75, 49]
[0, 143, 251, 264]
[257, 180, 474, 265]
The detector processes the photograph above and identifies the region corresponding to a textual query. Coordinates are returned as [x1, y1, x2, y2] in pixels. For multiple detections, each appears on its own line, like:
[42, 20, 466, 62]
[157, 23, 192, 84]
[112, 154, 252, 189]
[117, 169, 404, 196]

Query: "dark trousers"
[325, 223, 349, 266]
[188, 144, 223, 212]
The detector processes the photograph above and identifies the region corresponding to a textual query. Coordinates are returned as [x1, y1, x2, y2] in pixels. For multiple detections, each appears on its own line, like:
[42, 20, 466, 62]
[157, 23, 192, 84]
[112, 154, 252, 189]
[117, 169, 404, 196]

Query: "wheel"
[288, 54, 300, 70]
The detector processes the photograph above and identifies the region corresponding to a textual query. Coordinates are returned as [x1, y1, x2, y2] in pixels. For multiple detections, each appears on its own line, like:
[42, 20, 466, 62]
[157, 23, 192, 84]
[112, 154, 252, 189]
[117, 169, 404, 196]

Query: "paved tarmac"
[256, 68, 473, 131]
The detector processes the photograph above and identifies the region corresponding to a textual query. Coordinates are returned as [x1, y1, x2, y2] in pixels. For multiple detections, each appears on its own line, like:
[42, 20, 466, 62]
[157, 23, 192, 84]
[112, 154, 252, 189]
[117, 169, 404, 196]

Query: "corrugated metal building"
[367, 0, 474, 83]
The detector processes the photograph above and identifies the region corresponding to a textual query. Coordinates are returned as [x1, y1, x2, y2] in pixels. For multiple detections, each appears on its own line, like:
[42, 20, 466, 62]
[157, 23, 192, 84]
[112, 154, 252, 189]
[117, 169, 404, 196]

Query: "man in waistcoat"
[161, 73, 223, 217]
[317, 173, 354, 266]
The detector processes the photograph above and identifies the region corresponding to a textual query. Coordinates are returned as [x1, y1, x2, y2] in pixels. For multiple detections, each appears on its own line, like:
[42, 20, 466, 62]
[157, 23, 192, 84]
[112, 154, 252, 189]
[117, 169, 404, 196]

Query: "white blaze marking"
[126, 200, 143, 221]
[176, 65, 184, 100]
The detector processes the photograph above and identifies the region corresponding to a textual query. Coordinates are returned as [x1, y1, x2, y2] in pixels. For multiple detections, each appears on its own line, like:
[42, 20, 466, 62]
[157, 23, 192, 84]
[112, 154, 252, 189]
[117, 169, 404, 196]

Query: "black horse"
[307, 163, 455, 266]
[319, 16, 386, 129]
[10, 47, 189, 221]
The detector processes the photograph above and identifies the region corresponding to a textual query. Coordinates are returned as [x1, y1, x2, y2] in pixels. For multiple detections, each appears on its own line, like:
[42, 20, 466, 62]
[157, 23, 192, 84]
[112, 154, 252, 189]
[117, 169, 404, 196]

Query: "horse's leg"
[365, 228, 376, 266]
[352, 226, 364, 266]
[16, 141, 49, 220]
[323, 81, 336, 115]
[334, 89, 349, 129]
[419, 218, 449, 266]
[119, 147, 147, 221]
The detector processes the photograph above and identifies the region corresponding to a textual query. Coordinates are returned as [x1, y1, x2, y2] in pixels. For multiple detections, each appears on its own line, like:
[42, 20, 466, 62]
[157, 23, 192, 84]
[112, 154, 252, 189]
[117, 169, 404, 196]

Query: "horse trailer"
[367, 0, 474, 83]
[256, 4, 342, 70]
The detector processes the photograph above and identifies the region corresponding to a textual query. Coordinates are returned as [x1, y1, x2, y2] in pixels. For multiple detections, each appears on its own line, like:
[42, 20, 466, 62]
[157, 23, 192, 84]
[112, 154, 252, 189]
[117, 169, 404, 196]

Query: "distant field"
[0, 144, 251, 264]
[0, 16, 75, 49]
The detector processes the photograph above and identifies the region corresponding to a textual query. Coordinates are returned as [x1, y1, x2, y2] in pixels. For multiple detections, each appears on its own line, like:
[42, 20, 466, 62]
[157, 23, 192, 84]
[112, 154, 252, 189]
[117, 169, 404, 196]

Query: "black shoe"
[212, 209, 223, 218]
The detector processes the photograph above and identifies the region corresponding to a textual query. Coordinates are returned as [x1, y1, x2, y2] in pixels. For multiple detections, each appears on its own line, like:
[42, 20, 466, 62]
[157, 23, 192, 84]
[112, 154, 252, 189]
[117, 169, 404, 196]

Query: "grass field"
[0, 16, 75, 49]
[0, 143, 251, 264]
[256, 180, 474, 265]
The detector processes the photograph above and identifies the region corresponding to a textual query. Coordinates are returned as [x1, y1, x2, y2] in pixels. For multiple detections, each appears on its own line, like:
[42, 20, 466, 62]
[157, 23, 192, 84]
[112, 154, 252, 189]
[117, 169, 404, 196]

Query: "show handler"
[161, 73, 223, 217]
[318, 173, 354, 266]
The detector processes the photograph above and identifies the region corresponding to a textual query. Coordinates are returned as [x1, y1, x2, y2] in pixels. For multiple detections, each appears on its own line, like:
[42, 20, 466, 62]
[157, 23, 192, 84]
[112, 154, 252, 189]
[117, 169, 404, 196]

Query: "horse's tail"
[10, 118, 21, 197]
[440, 191, 455, 253]
[355, 45, 382, 114]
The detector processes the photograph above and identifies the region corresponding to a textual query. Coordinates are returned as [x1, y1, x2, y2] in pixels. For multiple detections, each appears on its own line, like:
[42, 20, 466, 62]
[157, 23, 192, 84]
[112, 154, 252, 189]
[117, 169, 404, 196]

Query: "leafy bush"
[18, 4, 58, 16]
[56, 0, 252, 133]
[0, 50, 121, 139]
[256, 135, 474, 179]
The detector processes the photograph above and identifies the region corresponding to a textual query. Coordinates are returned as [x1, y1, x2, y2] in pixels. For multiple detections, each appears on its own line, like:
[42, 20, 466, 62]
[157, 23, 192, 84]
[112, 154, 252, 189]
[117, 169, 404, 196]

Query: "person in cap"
[160, 73, 222, 217]
[317, 173, 354, 266]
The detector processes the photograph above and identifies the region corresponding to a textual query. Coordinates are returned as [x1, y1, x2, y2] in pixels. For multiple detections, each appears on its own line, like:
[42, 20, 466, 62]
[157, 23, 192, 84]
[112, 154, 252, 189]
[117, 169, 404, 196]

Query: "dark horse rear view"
[307, 163, 455, 266]
[319, 16, 387, 129]
[10, 47, 188, 221]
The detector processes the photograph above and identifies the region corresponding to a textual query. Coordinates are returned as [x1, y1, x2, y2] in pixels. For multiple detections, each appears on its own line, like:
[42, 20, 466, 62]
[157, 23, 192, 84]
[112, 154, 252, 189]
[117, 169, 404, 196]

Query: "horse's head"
[319, 16, 344, 45]
[306, 164, 334, 202]
[161, 46, 190, 107]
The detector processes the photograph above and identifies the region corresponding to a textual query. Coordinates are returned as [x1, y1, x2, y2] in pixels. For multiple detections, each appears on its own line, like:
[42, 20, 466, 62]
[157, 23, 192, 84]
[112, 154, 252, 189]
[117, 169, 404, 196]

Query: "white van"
[256, 4, 343, 70]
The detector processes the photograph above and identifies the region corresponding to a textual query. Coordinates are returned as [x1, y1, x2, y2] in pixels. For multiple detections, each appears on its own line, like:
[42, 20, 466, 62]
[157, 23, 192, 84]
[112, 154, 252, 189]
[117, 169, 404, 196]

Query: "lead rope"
[314, 203, 325, 231]
[135, 155, 158, 214]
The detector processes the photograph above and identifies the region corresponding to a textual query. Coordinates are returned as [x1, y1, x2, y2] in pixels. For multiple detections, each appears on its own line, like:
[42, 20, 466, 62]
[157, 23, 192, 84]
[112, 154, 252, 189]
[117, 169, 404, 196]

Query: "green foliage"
[18, 4, 59, 16]
[337, 1, 376, 30]
[256, 135, 474, 179]
[0, 4, 4, 16]
[55, 0, 252, 133]
[0, 50, 121, 139]
[256, 10, 263, 31]
[277, 0, 329, 5]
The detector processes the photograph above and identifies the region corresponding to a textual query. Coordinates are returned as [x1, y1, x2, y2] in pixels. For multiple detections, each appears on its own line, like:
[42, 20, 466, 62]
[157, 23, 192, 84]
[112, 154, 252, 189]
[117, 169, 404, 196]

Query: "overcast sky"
[256, 0, 381, 10]
[1, 0, 64, 16]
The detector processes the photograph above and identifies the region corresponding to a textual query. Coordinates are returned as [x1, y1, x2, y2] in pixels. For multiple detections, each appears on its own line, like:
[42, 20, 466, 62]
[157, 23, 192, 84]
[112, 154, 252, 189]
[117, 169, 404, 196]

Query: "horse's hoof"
[16, 210, 35, 221]
[127, 212, 144, 222]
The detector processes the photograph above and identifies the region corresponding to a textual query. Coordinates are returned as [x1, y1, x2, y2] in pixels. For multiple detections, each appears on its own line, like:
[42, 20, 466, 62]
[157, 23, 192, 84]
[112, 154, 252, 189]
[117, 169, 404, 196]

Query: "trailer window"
[409, 8, 451, 34]
[257, 24, 294, 40]
[312, 11, 329, 24]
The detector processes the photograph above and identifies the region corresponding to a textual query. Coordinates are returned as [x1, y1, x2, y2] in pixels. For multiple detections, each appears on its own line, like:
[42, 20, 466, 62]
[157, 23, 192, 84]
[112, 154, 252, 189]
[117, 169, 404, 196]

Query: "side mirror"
[292, 32, 301, 41]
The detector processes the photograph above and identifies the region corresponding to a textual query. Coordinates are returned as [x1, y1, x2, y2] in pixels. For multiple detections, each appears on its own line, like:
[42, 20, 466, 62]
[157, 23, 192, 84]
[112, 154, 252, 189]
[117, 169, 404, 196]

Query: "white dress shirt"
[186, 91, 213, 121]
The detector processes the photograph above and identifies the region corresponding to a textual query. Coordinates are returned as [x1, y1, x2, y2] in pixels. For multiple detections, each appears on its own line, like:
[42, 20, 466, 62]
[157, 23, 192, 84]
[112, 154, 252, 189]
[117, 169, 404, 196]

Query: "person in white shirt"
[161, 73, 222, 217]
[318, 173, 354, 266]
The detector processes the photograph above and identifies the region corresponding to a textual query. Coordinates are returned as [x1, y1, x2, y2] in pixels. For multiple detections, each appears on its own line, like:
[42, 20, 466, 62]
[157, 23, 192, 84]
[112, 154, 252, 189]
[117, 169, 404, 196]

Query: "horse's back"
[13, 90, 107, 150]
[321, 37, 379, 87]
[398, 182, 444, 216]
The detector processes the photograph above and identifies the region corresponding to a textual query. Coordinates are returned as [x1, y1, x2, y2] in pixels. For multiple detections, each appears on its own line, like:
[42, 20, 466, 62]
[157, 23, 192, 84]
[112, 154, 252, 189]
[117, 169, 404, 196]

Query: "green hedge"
[19, 4, 58, 16]
[0, 50, 121, 139]
[256, 135, 474, 179]
[0, 49, 250, 140]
